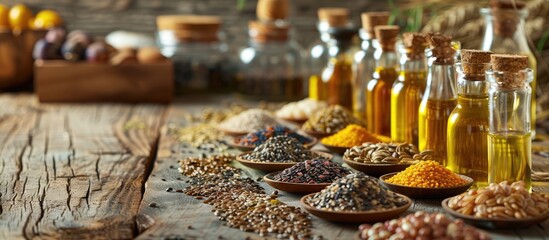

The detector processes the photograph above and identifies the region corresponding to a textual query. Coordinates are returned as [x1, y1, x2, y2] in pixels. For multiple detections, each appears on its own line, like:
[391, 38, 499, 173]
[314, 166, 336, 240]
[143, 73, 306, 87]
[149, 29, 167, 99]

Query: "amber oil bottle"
[418, 33, 457, 164]
[390, 32, 427, 145]
[447, 49, 492, 187]
[366, 25, 399, 136]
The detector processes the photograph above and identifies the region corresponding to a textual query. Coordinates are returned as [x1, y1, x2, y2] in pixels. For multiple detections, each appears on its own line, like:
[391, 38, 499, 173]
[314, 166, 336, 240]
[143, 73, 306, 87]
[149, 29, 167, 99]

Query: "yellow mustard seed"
[320, 124, 391, 148]
[386, 160, 467, 188]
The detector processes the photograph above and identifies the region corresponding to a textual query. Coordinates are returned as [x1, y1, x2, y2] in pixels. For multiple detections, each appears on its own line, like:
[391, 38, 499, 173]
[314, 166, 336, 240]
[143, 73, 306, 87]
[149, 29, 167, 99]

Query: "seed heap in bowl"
[358, 211, 491, 240]
[385, 160, 467, 188]
[344, 142, 434, 164]
[447, 181, 549, 219]
[243, 135, 323, 163]
[236, 125, 312, 147]
[219, 109, 279, 133]
[321, 124, 391, 148]
[307, 173, 408, 211]
[302, 105, 362, 134]
[273, 159, 351, 184]
[276, 98, 328, 120]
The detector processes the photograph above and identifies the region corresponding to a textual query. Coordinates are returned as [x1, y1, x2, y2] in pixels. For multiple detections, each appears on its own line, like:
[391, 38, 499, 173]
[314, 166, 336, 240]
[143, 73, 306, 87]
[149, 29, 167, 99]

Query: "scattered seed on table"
[149, 202, 158, 207]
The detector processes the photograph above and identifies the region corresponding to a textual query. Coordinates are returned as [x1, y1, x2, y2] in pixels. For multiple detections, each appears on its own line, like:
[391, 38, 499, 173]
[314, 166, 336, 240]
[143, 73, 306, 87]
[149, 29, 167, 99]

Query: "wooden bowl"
[321, 143, 349, 155]
[342, 157, 412, 177]
[217, 127, 248, 137]
[300, 193, 412, 223]
[277, 116, 308, 125]
[263, 171, 331, 194]
[441, 198, 549, 229]
[230, 136, 318, 151]
[379, 173, 474, 199]
[235, 151, 333, 172]
[301, 129, 332, 139]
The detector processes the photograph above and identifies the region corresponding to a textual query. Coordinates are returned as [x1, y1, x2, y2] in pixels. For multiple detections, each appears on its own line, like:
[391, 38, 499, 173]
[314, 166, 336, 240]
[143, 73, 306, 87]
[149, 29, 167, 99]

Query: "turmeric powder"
[320, 124, 391, 148]
[386, 160, 466, 188]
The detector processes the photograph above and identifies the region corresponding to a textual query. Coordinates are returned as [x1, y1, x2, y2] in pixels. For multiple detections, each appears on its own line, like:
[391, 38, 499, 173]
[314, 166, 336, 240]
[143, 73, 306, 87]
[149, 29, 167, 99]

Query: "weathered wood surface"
[137, 96, 549, 240]
[0, 94, 165, 239]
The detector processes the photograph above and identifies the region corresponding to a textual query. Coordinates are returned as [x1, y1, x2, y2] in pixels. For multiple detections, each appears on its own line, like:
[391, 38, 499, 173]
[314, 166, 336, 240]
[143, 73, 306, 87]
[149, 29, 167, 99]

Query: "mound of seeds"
[386, 160, 467, 188]
[321, 124, 391, 148]
[170, 123, 228, 151]
[179, 154, 238, 177]
[302, 105, 362, 134]
[344, 142, 434, 164]
[235, 125, 312, 147]
[219, 109, 279, 133]
[273, 159, 351, 184]
[447, 181, 549, 219]
[307, 173, 408, 211]
[243, 135, 322, 163]
[205, 190, 311, 239]
[358, 211, 490, 240]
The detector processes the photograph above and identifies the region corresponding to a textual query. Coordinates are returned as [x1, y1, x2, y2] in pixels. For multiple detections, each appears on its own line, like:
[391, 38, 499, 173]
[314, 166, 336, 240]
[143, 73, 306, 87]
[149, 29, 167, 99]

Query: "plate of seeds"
[229, 125, 318, 151]
[320, 144, 348, 155]
[441, 181, 549, 229]
[230, 136, 317, 151]
[300, 173, 412, 223]
[379, 161, 474, 199]
[236, 151, 333, 172]
[262, 159, 351, 194]
[343, 157, 412, 177]
[301, 129, 331, 139]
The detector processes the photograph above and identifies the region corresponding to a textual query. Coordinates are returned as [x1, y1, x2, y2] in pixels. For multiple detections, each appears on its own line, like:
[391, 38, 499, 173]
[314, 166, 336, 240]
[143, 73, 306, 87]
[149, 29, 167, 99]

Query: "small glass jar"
[156, 15, 235, 94]
[236, 21, 305, 101]
[487, 67, 533, 190]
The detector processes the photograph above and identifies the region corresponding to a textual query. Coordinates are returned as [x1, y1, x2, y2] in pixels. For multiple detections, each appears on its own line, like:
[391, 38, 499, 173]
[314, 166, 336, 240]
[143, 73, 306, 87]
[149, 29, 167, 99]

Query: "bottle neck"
[425, 62, 457, 100]
[327, 39, 353, 57]
[375, 49, 398, 69]
[250, 39, 290, 50]
[481, 8, 531, 54]
[400, 50, 426, 72]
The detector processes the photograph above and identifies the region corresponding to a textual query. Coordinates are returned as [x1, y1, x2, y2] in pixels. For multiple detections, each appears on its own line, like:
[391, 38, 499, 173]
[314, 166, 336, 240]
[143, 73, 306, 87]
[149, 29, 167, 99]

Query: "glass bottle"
[353, 12, 389, 121]
[236, 21, 305, 101]
[156, 15, 234, 94]
[390, 33, 427, 145]
[319, 27, 357, 109]
[481, 6, 537, 138]
[487, 54, 532, 190]
[308, 8, 349, 101]
[447, 50, 491, 187]
[418, 33, 457, 164]
[366, 25, 399, 136]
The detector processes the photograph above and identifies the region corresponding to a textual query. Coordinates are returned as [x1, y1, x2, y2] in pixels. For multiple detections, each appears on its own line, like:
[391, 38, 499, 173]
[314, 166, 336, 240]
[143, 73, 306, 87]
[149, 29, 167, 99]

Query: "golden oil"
[391, 70, 426, 145]
[418, 98, 456, 164]
[366, 66, 398, 135]
[308, 74, 327, 101]
[447, 94, 489, 186]
[322, 58, 354, 109]
[488, 131, 532, 190]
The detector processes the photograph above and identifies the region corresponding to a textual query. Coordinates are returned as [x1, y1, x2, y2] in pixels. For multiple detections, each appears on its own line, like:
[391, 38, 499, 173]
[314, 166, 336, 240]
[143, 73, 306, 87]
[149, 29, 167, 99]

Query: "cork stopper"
[490, 54, 529, 88]
[374, 25, 399, 51]
[257, 0, 289, 21]
[361, 12, 390, 36]
[156, 15, 221, 42]
[249, 21, 289, 42]
[489, 0, 526, 37]
[402, 32, 427, 59]
[460, 49, 492, 80]
[317, 8, 350, 27]
[491, 0, 526, 9]
[425, 32, 456, 64]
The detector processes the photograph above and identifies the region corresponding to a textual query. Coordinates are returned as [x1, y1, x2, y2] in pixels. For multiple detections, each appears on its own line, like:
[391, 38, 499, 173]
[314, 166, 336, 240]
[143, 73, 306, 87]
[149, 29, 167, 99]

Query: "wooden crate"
[34, 60, 174, 103]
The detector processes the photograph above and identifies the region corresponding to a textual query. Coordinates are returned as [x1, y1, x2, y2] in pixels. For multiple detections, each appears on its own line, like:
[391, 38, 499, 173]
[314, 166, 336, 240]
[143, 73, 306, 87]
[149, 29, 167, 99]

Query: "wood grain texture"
[0, 94, 165, 239]
[137, 95, 549, 240]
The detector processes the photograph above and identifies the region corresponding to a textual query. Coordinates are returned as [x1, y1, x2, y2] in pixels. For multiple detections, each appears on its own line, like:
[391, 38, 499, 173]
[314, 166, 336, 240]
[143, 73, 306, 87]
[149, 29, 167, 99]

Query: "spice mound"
[307, 173, 408, 211]
[273, 159, 350, 184]
[219, 109, 278, 133]
[385, 160, 467, 188]
[302, 105, 361, 134]
[235, 125, 312, 147]
[321, 124, 391, 148]
[276, 98, 328, 120]
[358, 211, 491, 240]
[344, 142, 434, 164]
[243, 135, 322, 163]
[447, 181, 549, 219]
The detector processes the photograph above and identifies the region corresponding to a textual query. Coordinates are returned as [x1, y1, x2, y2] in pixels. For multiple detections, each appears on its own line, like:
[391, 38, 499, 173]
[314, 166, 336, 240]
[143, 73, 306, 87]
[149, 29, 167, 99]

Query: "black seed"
[149, 202, 158, 207]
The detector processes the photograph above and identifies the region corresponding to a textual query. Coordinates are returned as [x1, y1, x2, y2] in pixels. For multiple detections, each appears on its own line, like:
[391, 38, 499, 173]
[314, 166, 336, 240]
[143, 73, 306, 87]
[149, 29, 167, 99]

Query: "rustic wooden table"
[1, 94, 548, 240]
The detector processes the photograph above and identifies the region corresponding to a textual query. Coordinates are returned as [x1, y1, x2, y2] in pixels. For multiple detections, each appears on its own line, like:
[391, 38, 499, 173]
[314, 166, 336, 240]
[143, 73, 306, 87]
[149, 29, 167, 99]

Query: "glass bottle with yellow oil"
[418, 33, 457, 164]
[481, 2, 537, 138]
[308, 8, 350, 101]
[352, 12, 389, 121]
[447, 49, 492, 187]
[487, 54, 533, 190]
[390, 32, 427, 145]
[318, 27, 357, 109]
[366, 25, 399, 136]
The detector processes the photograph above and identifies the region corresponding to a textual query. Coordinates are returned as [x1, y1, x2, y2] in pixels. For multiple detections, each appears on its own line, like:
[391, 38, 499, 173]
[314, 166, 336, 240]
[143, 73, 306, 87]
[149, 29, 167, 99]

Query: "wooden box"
[34, 60, 174, 103]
